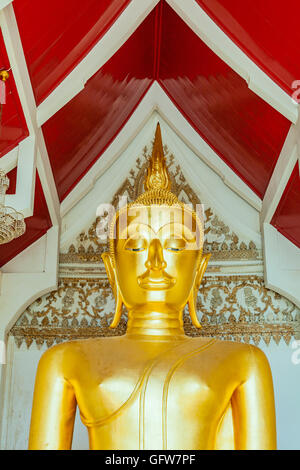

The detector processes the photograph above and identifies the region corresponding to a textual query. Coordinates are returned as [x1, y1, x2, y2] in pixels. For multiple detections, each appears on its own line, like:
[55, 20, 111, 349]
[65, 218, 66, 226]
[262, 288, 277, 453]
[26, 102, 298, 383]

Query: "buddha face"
[112, 205, 203, 311]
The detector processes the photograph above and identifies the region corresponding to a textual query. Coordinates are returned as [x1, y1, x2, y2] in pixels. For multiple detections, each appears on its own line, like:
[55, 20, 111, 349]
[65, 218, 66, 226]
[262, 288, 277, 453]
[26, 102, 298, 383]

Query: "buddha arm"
[231, 345, 277, 450]
[28, 346, 76, 450]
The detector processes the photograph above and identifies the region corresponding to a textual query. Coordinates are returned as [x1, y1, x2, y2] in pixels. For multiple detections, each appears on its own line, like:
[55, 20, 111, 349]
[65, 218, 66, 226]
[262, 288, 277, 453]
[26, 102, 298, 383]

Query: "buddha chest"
[73, 337, 237, 449]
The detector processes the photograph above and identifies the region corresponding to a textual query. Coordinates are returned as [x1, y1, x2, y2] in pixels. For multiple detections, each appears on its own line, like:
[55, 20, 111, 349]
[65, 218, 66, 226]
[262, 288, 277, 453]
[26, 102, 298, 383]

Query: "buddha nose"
[145, 238, 167, 271]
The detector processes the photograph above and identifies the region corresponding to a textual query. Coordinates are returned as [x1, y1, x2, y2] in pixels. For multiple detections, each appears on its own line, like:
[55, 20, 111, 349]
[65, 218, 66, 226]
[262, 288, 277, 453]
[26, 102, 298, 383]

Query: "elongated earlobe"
[188, 288, 201, 328]
[187, 253, 211, 328]
[109, 285, 123, 328]
[102, 252, 124, 328]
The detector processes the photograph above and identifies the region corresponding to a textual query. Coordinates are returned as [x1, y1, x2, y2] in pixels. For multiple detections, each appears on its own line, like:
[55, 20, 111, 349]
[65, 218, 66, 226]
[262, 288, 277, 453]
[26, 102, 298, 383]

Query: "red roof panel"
[42, 7, 157, 201]
[271, 162, 300, 249]
[0, 29, 29, 157]
[158, 2, 291, 198]
[196, 0, 300, 96]
[13, 0, 131, 104]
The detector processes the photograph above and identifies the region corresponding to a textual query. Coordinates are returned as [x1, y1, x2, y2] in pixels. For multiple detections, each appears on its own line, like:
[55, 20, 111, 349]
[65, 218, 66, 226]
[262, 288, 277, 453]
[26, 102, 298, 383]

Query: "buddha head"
[102, 123, 210, 332]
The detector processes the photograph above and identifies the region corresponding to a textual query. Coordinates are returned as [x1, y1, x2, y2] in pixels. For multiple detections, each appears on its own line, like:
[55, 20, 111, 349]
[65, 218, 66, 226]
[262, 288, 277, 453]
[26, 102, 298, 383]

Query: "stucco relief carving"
[10, 275, 300, 348]
[10, 144, 299, 348]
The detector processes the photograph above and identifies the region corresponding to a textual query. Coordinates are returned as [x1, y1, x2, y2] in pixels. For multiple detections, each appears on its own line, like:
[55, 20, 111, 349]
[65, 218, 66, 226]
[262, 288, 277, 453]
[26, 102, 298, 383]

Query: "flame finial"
[144, 123, 171, 191]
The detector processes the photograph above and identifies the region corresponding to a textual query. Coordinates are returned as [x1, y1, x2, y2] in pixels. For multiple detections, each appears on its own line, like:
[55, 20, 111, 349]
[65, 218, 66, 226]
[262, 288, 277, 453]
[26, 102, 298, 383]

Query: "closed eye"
[164, 238, 186, 252]
[124, 237, 147, 252]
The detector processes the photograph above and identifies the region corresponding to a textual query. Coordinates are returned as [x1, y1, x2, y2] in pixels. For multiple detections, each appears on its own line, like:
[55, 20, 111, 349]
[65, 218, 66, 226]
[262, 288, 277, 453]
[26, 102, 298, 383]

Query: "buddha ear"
[101, 252, 123, 328]
[196, 253, 211, 287]
[102, 252, 116, 292]
[187, 253, 211, 328]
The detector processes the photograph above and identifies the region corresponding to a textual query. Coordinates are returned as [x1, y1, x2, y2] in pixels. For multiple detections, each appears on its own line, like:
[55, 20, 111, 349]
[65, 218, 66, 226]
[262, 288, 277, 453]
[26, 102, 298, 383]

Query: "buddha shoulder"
[36, 338, 113, 378]
[206, 338, 271, 375]
[36, 337, 271, 382]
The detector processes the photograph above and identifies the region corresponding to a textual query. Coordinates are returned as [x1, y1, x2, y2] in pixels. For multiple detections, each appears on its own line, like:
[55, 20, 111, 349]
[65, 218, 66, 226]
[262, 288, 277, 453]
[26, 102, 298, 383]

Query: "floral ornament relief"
[10, 276, 300, 349]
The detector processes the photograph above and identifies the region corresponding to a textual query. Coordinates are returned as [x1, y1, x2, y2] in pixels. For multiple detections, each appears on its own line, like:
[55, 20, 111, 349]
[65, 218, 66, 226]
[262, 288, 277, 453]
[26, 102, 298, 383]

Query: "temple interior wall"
[1, 115, 299, 450]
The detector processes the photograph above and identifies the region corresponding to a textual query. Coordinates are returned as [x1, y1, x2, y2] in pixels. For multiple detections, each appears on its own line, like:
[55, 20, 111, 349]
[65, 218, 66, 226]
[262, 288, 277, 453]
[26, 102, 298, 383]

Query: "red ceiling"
[158, 2, 291, 199]
[40, 2, 292, 202]
[42, 7, 156, 201]
[0, 172, 52, 267]
[0, 26, 52, 268]
[0, 29, 28, 157]
[0, 0, 299, 264]
[13, 0, 131, 105]
[196, 0, 300, 96]
[271, 162, 300, 249]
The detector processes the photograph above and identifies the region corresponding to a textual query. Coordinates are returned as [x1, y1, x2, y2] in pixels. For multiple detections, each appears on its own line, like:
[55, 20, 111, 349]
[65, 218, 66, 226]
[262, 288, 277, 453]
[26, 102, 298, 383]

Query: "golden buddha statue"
[28, 124, 276, 450]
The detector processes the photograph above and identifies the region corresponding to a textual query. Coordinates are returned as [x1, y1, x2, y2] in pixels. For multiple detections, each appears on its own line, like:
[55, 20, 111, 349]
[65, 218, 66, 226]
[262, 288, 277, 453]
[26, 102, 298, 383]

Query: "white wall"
[1, 337, 299, 450]
[259, 340, 300, 450]
[1, 338, 89, 450]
